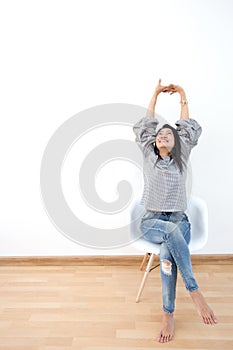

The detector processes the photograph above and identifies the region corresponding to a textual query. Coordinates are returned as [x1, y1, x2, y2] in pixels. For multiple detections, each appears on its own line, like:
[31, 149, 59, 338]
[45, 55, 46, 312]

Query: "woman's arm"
[171, 84, 202, 157]
[178, 87, 189, 120]
[167, 84, 189, 120]
[146, 79, 169, 117]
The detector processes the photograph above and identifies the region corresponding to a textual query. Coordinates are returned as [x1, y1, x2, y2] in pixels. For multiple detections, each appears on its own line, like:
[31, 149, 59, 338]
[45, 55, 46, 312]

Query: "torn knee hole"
[161, 259, 172, 275]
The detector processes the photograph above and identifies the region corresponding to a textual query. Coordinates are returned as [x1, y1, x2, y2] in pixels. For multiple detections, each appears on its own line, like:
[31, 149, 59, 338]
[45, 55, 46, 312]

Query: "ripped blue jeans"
[140, 210, 199, 314]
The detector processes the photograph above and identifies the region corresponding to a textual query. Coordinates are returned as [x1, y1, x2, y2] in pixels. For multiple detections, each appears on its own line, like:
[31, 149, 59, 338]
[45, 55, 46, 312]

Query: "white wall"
[1, 0, 233, 256]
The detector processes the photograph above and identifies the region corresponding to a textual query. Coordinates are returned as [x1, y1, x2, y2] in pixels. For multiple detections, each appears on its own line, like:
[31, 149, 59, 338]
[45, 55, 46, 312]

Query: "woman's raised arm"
[146, 79, 169, 118]
[166, 84, 189, 120]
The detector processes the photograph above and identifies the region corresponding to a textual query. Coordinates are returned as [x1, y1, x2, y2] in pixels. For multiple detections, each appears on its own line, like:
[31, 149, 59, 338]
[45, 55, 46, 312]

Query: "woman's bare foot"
[190, 290, 218, 325]
[156, 313, 174, 343]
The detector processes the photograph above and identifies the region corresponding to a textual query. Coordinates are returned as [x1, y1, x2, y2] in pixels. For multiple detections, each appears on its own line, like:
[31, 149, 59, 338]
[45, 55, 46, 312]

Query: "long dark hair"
[154, 124, 184, 173]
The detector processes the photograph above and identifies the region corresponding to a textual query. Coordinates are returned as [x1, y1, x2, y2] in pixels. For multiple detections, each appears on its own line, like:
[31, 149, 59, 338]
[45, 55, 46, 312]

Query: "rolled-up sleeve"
[133, 116, 159, 157]
[175, 118, 202, 155]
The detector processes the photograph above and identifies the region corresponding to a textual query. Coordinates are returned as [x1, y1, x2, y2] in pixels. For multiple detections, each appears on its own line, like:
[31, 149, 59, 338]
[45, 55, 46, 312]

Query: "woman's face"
[155, 128, 175, 153]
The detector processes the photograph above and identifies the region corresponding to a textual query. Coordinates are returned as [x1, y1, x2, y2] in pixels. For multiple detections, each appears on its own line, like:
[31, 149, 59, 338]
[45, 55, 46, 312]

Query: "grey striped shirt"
[133, 116, 202, 212]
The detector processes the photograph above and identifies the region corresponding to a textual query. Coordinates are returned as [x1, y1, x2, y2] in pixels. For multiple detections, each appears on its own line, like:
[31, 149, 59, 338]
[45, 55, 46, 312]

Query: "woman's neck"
[159, 150, 170, 158]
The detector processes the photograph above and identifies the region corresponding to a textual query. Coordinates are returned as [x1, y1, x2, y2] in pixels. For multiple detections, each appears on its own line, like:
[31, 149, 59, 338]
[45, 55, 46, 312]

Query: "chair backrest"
[129, 199, 146, 242]
[186, 195, 208, 251]
[129, 195, 208, 252]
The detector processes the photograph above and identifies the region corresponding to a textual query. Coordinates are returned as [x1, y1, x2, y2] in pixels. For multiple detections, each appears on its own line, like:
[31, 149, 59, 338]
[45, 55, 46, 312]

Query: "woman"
[133, 79, 218, 343]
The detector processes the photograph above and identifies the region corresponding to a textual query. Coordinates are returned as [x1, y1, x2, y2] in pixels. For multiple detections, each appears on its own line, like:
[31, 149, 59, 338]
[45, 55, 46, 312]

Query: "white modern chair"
[130, 196, 208, 302]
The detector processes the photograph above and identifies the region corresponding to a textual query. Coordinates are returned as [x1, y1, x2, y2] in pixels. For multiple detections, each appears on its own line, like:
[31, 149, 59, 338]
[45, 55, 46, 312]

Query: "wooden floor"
[0, 262, 232, 350]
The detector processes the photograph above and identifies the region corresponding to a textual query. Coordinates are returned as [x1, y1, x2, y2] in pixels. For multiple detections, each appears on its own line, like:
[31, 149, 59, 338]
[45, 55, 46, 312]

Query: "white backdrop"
[1, 0, 233, 256]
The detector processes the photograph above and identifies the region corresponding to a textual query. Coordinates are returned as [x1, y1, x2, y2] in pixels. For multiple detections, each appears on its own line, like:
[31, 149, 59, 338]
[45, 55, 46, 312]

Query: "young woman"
[133, 79, 218, 343]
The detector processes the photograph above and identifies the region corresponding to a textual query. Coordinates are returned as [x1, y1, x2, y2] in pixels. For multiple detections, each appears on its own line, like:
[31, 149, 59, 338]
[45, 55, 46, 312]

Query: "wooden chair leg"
[136, 253, 155, 303]
[139, 253, 150, 270]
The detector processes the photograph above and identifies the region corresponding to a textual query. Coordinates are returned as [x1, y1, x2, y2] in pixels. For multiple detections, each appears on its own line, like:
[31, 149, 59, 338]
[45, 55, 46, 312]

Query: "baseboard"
[0, 254, 232, 266]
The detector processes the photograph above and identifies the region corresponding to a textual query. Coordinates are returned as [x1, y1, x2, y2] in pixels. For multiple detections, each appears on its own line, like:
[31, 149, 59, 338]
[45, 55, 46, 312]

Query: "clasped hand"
[154, 79, 184, 96]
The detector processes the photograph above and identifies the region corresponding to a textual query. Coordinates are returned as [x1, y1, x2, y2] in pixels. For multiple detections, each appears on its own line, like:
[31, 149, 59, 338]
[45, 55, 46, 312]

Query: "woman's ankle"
[163, 312, 174, 318]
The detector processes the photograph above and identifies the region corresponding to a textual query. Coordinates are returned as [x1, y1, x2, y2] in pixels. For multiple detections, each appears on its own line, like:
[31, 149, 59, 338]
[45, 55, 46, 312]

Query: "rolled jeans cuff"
[163, 306, 174, 314]
[186, 285, 199, 292]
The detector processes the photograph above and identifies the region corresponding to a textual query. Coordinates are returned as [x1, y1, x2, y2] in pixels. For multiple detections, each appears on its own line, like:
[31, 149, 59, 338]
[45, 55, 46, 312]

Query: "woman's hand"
[165, 84, 185, 96]
[154, 79, 170, 96]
